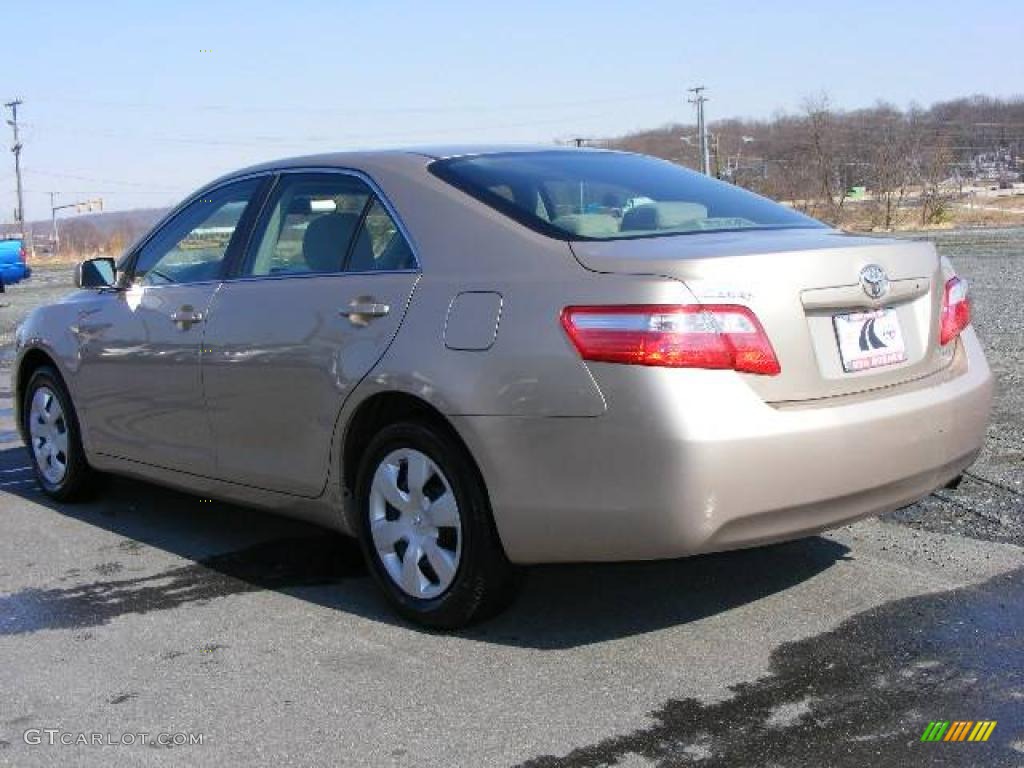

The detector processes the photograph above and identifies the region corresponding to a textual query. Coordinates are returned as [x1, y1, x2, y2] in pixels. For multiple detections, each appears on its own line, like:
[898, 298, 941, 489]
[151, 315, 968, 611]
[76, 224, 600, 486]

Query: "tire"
[22, 366, 100, 502]
[354, 420, 519, 629]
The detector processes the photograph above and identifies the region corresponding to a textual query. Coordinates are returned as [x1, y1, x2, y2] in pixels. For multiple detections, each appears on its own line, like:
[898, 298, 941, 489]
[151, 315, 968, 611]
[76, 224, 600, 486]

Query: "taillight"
[18, 245, 26, 262]
[939, 276, 970, 346]
[561, 304, 781, 375]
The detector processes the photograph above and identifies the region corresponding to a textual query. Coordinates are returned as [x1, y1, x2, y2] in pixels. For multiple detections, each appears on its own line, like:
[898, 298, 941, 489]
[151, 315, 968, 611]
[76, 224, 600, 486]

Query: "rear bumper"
[454, 327, 992, 564]
[0, 264, 29, 284]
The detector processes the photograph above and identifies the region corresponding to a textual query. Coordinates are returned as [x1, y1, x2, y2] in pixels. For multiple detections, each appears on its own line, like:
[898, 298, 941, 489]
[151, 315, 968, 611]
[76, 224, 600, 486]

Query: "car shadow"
[0, 444, 851, 649]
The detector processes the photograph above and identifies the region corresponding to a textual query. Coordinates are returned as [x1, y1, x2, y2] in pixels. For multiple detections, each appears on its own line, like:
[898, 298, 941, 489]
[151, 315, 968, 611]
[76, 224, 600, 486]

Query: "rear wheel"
[23, 366, 99, 501]
[355, 421, 518, 628]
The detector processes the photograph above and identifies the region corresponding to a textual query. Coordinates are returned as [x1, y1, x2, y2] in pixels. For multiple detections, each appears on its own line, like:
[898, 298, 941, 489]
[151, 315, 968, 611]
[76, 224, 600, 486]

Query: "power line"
[32, 91, 678, 117]
[27, 168, 185, 191]
[23, 108, 634, 148]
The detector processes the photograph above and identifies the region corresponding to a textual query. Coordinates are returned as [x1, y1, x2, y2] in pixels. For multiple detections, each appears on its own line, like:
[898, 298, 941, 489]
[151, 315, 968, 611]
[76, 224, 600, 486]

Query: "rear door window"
[243, 174, 372, 277]
[346, 199, 416, 273]
[241, 173, 416, 277]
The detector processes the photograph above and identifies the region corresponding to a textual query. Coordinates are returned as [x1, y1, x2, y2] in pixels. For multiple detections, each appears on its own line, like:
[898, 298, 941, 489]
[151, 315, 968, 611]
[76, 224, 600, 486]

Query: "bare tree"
[917, 139, 955, 225]
[60, 220, 104, 256]
[863, 104, 914, 229]
[606, 94, 1024, 228]
[802, 94, 848, 223]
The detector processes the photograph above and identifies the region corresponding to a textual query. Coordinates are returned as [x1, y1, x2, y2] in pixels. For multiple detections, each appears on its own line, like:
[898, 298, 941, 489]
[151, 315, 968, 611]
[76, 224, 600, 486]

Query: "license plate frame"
[833, 308, 907, 373]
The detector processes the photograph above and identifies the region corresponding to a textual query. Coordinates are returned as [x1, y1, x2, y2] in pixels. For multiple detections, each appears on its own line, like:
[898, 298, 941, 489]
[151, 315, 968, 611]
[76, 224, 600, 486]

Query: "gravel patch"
[884, 227, 1024, 545]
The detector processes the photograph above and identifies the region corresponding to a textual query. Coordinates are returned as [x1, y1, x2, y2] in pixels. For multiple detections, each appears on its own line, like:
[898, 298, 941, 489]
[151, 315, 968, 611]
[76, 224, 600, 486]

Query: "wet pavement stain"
[517, 567, 1024, 768]
[0, 535, 366, 636]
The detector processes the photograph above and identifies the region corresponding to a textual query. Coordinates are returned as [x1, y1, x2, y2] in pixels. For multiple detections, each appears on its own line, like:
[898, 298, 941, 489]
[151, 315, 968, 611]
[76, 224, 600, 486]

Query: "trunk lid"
[570, 228, 952, 403]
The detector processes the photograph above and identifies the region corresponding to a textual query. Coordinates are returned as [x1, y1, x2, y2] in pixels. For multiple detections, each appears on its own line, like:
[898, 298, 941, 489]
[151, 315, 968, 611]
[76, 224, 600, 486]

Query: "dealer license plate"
[833, 308, 907, 372]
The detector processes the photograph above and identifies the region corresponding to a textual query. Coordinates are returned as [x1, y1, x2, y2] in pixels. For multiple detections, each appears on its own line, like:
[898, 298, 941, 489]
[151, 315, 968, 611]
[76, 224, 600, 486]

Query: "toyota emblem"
[859, 264, 889, 300]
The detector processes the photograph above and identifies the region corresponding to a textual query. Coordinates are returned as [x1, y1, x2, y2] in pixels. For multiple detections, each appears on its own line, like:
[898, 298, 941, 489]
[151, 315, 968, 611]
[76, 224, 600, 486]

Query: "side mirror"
[75, 257, 116, 289]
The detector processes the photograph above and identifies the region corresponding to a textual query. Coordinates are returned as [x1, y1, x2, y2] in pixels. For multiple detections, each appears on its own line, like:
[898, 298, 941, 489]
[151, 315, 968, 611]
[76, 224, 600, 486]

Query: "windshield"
[430, 151, 824, 241]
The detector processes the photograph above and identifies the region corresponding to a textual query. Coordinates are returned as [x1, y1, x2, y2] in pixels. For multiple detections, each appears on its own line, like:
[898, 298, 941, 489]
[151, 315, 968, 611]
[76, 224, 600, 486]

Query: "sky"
[3, 0, 1022, 218]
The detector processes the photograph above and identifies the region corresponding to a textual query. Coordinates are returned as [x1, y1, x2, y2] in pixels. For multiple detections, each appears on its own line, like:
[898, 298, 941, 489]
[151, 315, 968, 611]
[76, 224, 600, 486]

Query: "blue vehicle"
[0, 237, 31, 289]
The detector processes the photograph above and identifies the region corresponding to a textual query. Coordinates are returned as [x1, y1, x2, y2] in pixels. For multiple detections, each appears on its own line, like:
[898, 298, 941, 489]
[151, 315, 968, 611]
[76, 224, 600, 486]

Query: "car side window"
[132, 178, 262, 286]
[243, 175, 371, 277]
[346, 199, 416, 272]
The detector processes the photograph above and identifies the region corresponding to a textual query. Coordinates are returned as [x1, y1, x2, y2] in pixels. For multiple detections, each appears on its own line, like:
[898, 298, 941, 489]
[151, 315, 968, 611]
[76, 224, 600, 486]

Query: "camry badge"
[859, 264, 889, 300]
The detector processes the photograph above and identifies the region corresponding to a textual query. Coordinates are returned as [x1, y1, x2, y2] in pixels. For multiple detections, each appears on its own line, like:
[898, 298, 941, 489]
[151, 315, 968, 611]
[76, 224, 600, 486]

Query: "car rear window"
[0, 239, 22, 259]
[430, 151, 824, 240]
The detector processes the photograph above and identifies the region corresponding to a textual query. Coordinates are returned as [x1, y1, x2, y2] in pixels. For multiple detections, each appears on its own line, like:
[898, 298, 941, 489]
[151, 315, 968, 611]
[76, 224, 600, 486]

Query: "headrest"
[301, 213, 359, 273]
[551, 213, 620, 238]
[621, 202, 709, 231]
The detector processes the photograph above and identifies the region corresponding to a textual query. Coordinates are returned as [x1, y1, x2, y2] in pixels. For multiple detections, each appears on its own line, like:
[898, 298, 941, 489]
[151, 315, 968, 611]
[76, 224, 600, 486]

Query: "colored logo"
[858, 317, 888, 351]
[921, 721, 996, 742]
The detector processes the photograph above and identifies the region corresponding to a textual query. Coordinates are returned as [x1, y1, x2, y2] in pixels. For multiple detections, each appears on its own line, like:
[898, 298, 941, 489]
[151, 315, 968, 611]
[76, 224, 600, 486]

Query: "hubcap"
[369, 448, 462, 599]
[28, 386, 69, 485]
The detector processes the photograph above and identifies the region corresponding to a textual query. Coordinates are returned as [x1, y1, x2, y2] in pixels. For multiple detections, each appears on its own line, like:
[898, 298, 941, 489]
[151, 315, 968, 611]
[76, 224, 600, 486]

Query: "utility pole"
[687, 86, 711, 176]
[49, 192, 59, 253]
[5, 99, 25, 240]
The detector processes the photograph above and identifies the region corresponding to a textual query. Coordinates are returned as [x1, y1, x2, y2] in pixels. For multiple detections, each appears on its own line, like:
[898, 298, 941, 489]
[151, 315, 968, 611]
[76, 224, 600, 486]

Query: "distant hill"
[30, 207, 169, 237]
[23, 207, 169, 256]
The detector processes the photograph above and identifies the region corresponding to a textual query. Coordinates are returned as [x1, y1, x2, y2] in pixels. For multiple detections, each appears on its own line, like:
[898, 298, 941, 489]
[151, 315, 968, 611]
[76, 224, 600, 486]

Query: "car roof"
[213, 145, 616, 186]
[400, 144, 613, 159]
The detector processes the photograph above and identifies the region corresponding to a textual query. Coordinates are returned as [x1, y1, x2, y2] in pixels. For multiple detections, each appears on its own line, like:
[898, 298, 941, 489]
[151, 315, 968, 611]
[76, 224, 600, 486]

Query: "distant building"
[971, 148, 1021, 184]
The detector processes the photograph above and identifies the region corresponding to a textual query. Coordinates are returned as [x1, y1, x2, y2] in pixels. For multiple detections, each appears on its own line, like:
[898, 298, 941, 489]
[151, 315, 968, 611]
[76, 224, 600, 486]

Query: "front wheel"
[354, 421, 518, 628]
[23, 366, 99, 501]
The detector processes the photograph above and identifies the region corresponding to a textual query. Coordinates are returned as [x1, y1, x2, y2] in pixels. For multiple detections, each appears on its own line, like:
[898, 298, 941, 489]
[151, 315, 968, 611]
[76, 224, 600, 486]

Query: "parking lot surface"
[1, 228, 1022, 767]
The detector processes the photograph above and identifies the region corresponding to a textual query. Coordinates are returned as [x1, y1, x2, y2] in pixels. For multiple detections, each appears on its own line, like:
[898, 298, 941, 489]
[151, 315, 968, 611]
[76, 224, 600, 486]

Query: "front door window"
[132, 177, 263, 285]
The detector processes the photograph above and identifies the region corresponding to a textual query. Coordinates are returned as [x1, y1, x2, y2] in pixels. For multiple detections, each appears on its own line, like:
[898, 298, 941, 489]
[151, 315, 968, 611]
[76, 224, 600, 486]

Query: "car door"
[74, 176, 268, 474]
[201, 171, 420, 496]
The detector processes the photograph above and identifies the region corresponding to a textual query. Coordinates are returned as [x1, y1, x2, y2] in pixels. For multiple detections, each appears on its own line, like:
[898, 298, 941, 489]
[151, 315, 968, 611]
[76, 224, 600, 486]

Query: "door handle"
[339, 299, 390, 326]
[171, 306, 204, 330]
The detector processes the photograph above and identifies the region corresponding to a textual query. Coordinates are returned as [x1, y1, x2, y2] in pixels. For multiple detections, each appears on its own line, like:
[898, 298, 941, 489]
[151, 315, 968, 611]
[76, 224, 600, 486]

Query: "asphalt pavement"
[0, 229, 1022, 767]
